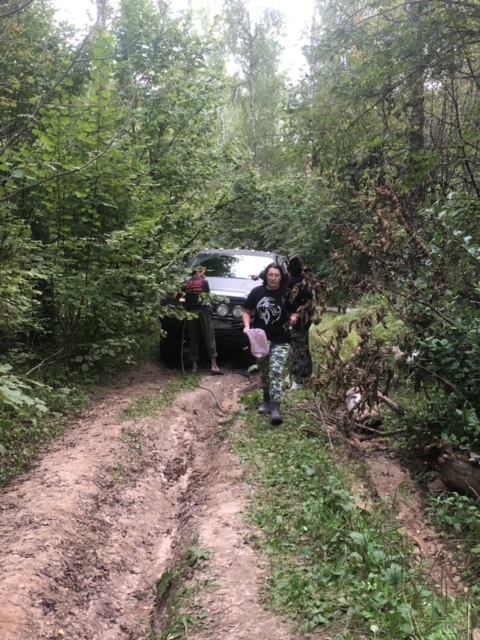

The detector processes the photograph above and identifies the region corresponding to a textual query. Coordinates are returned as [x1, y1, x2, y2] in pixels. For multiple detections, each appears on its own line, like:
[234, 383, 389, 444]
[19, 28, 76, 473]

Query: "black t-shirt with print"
[244, 285, 292, 344]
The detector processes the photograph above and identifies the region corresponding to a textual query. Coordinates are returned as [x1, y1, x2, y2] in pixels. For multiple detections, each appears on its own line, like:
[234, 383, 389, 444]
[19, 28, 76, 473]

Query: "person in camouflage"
[242, 263, 294, 425]
[287, 255, 316, 388]
[182, 266, 221, 374]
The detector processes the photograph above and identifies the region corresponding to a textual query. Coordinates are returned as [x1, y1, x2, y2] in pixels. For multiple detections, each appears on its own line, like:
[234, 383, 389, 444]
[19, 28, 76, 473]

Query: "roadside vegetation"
[427, 491, 480, 586]
[2, 0, 480, 635]
[0, 369, 89, 485]
[148, 545, 212, 640]
[233, 393, 478, 639]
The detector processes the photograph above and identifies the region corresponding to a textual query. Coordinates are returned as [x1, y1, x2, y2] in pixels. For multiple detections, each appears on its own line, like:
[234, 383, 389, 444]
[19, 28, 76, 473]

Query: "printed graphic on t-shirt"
[257, 296, 282, 325]
[186, 278, 204, 294]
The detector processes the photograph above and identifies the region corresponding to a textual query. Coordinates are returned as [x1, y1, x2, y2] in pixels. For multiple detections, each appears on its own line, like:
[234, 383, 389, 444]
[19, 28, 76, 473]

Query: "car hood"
[207, 277, 258, 300]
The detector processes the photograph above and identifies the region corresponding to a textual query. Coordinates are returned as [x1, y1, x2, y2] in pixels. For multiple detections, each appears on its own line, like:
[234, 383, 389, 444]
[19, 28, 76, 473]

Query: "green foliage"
[214, 170, 337, 287]
[0, 0, 242, 486]
[155, 570, 174, 600]
[221, 0, 287, 174]
[149, 543, 211, 640]
[429, 492, 480, 535]
[0, 1, 232, 393]
[387, 196, 480, 448]
[307, 298, 408, 418]
[238, 390, 262, 409]
[0, 364, 60, 485]
[271, 0, 480, 325]
[0, 207, 46, 348]
[184, 546, 211, 566]
[311, 311, 361, 360]
[0, 364, 47, 413]
[427, 491, 480, 588]
[232, 409, 474, 638]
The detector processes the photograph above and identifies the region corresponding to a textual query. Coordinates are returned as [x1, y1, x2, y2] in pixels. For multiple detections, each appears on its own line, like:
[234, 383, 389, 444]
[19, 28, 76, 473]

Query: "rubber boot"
[270, 400, 283, 425]
[258, 389, 270, 415]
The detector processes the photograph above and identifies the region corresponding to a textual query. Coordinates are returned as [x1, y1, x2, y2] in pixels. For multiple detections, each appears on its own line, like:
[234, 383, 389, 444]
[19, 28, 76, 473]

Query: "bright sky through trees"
[173, 0, 314, 78]
[51, 0, 313, 80]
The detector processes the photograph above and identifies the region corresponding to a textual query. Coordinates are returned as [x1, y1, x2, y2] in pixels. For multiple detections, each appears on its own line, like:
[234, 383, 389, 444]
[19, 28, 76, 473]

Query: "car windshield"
[190, 254, 274, 279]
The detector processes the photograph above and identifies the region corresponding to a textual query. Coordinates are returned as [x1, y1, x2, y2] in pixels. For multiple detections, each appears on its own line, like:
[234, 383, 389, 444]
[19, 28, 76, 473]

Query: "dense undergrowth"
[233, 391, 478, 639]
[0, 364, 91, 487]
[332, 197, 480, 454]
[427, 492, 480, 586]
[0, 336, 170, 487]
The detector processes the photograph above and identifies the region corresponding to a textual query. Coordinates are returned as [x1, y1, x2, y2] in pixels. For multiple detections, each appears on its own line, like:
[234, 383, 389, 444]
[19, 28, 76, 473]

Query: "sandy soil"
[0, 362, 474, 640]
[352, 450, 464, 597]
[358, 450, 479, 639]
[0, 363, 302, 640]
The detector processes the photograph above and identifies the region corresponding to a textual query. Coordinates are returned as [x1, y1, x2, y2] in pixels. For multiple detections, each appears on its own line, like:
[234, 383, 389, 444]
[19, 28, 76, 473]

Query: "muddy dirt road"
[1, 361, 476, 640]
[0, 363, 300, 640]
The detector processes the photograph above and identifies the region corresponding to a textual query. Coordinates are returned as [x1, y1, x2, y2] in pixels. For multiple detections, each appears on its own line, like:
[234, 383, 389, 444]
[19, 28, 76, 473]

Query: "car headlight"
[216, 303, 229, 317]
[232, 305, 243, 319]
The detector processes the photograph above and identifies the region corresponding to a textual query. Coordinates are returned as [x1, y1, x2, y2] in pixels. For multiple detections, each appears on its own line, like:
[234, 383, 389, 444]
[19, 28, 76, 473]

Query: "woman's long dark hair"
[261, 262, 288, 287]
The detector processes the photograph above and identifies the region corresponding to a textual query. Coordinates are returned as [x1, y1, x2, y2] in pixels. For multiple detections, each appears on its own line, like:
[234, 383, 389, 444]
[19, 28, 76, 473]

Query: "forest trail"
[0, 363, 303, 640]
[0, 362, 474, 640]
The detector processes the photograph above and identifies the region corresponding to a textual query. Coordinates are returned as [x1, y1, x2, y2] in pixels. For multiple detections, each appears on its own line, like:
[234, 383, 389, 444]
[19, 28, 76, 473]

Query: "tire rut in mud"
[0, 364, 252, 640]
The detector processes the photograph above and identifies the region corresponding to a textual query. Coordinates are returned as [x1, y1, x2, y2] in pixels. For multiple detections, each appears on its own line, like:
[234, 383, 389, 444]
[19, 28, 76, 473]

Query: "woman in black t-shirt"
[242, 263, 294, 425]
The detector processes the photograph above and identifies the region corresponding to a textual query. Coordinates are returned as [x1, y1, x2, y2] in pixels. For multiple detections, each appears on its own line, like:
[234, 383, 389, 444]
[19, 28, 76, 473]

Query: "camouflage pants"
[290, 328, 313, 382]
[186, 309, 218, 362]
[258, 343, 290, 402]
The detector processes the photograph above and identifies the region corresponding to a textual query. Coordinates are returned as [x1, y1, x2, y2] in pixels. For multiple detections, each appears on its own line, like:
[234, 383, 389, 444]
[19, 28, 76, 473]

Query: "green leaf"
[350, 532, 367, 547]
[155, 570, 173, 598]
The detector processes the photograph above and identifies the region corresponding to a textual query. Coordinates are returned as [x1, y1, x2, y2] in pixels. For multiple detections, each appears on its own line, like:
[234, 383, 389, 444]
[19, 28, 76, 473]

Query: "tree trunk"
[305, 10, 317, 179]
[247, 27, 258, 168]
[405, 1, 427, 275]
[97, 0, 108, 26]
[438, 448, 480, 498]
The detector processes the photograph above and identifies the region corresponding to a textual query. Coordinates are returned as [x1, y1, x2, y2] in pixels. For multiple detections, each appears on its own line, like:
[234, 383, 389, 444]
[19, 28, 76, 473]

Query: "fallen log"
[438, 448, 480, 497]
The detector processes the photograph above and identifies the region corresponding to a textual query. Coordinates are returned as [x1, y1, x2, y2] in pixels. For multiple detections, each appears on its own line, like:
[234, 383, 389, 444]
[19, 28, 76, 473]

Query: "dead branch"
[377, 392, 403, 414]
[312, 396, 334, 449]
[317, 332, 346, 363]
[359, 427, 406, 440]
